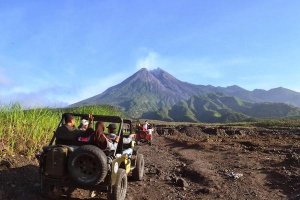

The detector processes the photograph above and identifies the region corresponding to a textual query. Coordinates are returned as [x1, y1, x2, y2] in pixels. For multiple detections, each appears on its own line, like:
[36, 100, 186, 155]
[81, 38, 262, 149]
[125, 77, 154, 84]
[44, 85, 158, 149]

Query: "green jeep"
[36, 113, 145, 200]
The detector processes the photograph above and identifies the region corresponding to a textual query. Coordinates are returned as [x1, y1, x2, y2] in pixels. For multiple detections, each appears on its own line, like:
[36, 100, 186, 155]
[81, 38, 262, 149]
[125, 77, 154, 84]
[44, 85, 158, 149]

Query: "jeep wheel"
[108, 169, 127, 200]
[68, 145, 108, 186]
[132, 154, 144, 181]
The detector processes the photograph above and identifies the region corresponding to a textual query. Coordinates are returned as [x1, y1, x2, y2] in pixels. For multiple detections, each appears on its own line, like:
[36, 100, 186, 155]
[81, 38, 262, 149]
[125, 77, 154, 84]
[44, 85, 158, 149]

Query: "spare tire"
[68, 145, 108, 186]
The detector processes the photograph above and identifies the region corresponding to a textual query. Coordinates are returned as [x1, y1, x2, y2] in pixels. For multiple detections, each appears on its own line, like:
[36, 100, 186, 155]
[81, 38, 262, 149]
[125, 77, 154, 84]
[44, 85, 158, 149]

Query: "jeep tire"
[132, 153, 144, 181]
[68, 145, 108, 186]
[108, 168, 127, 200]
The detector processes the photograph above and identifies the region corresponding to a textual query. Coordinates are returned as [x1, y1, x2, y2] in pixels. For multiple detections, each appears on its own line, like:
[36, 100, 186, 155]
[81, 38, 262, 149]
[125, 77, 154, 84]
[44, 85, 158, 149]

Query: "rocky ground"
[0, 125, 299, 200]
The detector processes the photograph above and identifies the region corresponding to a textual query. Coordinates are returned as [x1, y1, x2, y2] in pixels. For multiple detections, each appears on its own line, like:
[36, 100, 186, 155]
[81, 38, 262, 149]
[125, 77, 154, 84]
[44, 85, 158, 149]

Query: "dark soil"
[0, 126, 299, 200]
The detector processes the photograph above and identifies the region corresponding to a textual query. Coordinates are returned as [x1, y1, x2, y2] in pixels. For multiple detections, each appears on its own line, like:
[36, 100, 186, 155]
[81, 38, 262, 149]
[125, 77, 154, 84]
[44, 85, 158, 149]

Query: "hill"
[72, 68, 203, 117]
[73, 68, 300, 121]
[143, 94, 300, 123]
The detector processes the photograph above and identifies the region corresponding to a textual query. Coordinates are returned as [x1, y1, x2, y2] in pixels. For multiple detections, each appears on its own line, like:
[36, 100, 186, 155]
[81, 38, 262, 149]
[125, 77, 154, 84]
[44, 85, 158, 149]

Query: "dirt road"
[0, 126, 299, 200]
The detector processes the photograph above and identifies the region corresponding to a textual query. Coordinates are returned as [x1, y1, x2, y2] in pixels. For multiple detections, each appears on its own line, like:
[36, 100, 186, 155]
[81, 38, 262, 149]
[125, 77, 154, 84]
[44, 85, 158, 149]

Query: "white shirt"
[143, 122, 149, 130]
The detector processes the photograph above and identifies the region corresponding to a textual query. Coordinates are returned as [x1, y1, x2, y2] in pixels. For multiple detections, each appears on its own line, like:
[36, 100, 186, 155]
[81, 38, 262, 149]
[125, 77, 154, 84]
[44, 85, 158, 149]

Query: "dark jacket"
[55, 125, 83, 145]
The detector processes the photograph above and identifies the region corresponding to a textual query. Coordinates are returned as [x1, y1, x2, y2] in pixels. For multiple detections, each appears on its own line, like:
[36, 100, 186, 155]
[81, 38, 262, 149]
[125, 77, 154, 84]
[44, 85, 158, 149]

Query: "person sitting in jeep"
[78, 119, 89, 131]
[89, 121, 118, 152]
[142, 120, 149, 131]
[56, 114, 93, 145]
[106, 123, 135, 155]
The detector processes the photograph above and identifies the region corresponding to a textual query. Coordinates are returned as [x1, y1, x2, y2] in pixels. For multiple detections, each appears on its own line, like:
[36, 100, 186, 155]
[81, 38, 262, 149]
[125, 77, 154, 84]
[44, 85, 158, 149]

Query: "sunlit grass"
[0, 103, 121, 158]
[1, 102, 299, 158]
[252, 118, 300, 128]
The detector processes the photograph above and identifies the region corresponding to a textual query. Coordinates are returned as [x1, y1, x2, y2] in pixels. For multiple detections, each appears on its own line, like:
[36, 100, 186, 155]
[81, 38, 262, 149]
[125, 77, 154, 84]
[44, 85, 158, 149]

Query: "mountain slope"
[218, 86, 300, 107]
[73, 68, 207, 117]
[73, 68, 300, 120]
[163, 94, 300, 123]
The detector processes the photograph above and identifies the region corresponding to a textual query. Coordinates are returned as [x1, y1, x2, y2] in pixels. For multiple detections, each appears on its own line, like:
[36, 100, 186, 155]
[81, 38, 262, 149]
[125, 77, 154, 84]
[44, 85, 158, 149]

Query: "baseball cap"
[81, 119, 89, 126]
[107, 124, 117, 129]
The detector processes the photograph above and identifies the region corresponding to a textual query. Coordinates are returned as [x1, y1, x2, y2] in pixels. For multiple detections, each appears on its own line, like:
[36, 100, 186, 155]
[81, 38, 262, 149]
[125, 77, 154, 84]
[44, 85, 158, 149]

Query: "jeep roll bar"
[49, 117, 64, 145]
[62, 113, 123, 123]
[49, 113, 126, 156]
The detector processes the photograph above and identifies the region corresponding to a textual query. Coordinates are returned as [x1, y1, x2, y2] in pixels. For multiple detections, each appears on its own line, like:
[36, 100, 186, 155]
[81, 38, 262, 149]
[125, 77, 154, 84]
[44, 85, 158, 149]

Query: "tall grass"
[0, 104, 121, 158]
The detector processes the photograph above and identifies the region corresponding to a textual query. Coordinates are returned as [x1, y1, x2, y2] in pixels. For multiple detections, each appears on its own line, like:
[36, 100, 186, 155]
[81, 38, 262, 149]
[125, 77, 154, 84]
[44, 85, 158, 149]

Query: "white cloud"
[0, 57, 133, 106]
[64, 72, 132, 104]
[134, 49, 249, 81]
[290, 88, 300, 93]
[0, 47, 253, 107]
[0, 89, 68, 108]
[136, 51, 162, 70]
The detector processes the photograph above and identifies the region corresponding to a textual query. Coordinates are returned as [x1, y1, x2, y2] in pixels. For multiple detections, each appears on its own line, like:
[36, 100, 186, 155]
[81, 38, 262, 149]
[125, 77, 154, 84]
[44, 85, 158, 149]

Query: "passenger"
[56, 114, 93, 145]
[123, 123, 130, 134]
[78, 119, 89, 131]
[93, 121, 113, 150]
[136, 123, 142, 131]
[142, 120, 149, 131]
[106, 123, 136, 155]
[107, 124, 118, 138]
[56, 114, 81, 145]
[148, 124, 153, 135]
[95, 121, 105, 133]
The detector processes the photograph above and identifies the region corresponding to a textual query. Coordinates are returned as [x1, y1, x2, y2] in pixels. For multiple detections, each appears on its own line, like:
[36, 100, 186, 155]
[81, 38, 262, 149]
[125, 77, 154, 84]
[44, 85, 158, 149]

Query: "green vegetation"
[253, 118, 300, 128]
[145, 94, 300, 123]
[1, 102, 299, 158]
[0, 104, 121, 157]
[74, 69, 300, 122]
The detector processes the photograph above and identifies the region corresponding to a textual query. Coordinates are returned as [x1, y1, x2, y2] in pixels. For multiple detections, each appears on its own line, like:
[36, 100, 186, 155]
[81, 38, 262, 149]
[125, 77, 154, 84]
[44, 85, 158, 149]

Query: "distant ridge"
[72, 68, 300, 122]
[143, 93, 300, 123]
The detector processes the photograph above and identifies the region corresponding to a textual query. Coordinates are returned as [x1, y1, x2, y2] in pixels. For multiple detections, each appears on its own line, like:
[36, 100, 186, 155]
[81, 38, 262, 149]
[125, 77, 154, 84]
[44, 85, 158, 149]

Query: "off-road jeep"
[36, 113, 145, 200]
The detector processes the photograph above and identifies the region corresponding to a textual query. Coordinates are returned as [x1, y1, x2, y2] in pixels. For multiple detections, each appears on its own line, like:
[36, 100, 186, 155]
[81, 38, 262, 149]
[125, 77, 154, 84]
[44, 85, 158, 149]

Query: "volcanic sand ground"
[0, 126, 299, 200]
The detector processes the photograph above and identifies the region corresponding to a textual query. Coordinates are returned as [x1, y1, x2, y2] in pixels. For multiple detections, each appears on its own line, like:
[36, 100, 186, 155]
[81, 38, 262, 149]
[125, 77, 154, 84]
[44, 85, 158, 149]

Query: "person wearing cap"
[107, 123, 119, 141]
[78, 119, 89, 131]
[105, 123, 135, 155]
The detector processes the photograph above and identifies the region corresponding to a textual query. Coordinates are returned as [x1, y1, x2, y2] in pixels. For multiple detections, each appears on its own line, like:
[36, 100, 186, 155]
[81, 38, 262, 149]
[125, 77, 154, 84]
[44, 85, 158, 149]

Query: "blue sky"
[0, 0, 300, 107]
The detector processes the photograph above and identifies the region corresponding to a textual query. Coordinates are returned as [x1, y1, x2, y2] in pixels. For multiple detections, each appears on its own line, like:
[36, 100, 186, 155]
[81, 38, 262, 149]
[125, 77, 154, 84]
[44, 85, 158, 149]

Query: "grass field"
[1, 103, 300, 158]
[0, 103, 122, 157]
